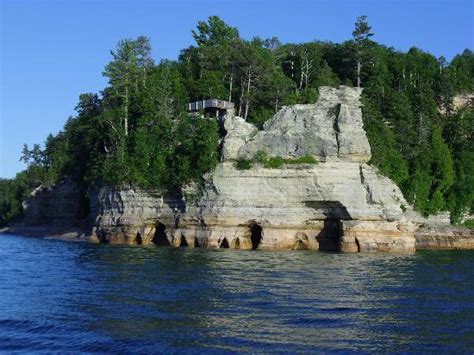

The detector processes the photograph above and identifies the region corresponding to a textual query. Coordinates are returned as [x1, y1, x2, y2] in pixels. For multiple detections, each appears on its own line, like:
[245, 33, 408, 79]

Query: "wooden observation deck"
[186, 99, 234, 118]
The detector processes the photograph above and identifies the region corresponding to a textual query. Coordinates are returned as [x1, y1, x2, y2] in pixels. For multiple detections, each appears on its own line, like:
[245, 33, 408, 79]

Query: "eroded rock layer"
[89, 86, 418, 252]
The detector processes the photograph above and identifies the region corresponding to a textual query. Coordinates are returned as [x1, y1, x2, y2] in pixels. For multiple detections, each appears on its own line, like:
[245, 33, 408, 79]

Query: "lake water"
[0, 233, 473, 352]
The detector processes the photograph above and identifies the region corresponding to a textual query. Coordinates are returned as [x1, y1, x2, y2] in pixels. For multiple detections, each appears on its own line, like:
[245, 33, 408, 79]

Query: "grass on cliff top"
[234, 151, 318, 170]
[463, 219, 474, 229]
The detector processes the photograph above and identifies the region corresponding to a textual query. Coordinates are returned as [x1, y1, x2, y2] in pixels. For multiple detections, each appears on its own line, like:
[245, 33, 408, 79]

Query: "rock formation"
[88, 85, 418, 252]
[416, 226, 474, 249]
[21, 180, 82, 226]
[237, 86, 371, 162]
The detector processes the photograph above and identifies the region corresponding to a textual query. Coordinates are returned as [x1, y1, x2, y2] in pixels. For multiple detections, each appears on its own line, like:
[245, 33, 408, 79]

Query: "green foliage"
[253, 150, 268, 164]
[286, 155, 318, 164]
[363, 100, 409, 185]
[264, 156, 285, 169]
[463, 219, 474, 229]
[260, 155, 317, 168]
[234, 158, 253, 170]
[2, 15, 473, 226]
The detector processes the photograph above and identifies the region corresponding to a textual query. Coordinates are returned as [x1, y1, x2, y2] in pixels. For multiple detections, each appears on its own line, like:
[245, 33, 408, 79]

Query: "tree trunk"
[298, 62, 304, 93]
[238, 78, 244, 117]
[244, 68, 252, 120]
[124, 85, 129, 137]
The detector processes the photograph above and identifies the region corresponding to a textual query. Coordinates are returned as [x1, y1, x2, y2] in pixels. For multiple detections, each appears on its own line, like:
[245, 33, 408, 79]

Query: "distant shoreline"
[0, 226, 98, 243]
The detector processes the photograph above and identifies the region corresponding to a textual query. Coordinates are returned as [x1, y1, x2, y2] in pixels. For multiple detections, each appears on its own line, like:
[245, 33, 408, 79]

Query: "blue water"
[0, 233, 473, 352]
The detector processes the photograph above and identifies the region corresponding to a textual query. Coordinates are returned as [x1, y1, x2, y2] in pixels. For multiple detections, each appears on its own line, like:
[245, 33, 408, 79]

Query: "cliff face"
[21, 180, 82, 227]
[88, 86, 417, 252]
[19, 86, 425, 251]
[237, 86, 371, 162]
[90, 186, 182, 245]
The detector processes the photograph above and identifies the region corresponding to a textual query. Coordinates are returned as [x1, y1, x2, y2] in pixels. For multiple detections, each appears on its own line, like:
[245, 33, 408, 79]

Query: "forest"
[1, 16, 473, 226]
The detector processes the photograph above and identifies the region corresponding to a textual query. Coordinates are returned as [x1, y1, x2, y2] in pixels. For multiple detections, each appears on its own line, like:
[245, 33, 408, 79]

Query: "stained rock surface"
[87, 86, 417, 252]
[20, 85, 465, 252]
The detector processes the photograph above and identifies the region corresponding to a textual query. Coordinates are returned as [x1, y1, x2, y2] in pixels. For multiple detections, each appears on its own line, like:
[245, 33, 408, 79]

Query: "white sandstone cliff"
[93, 86, 417, 251]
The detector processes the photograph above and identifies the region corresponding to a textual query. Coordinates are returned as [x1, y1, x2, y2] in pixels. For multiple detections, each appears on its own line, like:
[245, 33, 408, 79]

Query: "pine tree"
[352, 15, 374, 88]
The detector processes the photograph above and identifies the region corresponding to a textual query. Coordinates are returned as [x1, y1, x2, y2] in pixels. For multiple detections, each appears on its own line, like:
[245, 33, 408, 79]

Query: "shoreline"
[2, 225, 473, 250]
[0, 226, 99, 243]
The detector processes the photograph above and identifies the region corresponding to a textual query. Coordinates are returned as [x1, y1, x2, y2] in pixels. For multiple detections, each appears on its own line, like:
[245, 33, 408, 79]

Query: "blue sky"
[1, 0, 473, 178]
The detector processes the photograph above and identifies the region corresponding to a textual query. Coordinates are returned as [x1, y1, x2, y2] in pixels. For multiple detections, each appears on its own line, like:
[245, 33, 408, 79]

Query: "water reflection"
[0, 234, 473, 352]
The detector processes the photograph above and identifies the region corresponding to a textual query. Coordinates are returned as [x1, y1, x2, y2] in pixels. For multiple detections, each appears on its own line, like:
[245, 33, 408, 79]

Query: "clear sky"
[1, 0, 473, 178]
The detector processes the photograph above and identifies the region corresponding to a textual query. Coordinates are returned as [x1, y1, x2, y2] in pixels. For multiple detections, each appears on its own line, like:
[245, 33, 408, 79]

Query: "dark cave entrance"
[250, 223, 263, 249]
[179, 235, 188, 247]
[194, 237, 200, 247]
[135, 232, 143, 245]
[220, 238, 229, 248]
[316, 219, 343, 251]
[152, 223, 170, 246]
[234, 237, 240, 249]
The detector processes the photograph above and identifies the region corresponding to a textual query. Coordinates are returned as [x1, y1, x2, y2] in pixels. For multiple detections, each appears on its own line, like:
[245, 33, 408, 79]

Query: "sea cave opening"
[135, 232, 143, 245]
[180, 235, 188, 247]
[152, 223, 170, 246]
[220, 238, 229, 248]
[250, 223, 263, 249]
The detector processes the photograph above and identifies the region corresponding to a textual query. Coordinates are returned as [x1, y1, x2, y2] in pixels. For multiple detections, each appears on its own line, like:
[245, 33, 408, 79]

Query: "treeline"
[1, 16, 473, 226]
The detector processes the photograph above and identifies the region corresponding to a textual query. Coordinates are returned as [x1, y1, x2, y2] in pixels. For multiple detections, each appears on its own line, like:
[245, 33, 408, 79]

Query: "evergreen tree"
[2, 17, 472, 226]
[352, 15, 374, 88]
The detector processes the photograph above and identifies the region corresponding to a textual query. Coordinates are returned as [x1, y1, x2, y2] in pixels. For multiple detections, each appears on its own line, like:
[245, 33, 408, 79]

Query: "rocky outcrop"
[174, 160, 416, 252]
[21, 180, 82, 226]
[416, 226, 474, 249]
[18, 85, 471, 252]
[438, 93, 474, 114]
[220, 114, 258, 161]
[238, 86, 371, 162]
[87, 86, 418, 252]
[90, 186, 182, 245]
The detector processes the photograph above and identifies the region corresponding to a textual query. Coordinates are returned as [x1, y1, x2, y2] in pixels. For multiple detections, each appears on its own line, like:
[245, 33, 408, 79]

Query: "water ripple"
[0, 234, 473, 352]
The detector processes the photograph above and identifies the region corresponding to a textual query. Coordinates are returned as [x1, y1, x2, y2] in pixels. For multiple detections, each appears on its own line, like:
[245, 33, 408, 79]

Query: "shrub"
[286, 155, 318, 165]
[234, 158, 253, 170]
[464, 219, 474, 229]
[264, 157, 285, 169]
[254, 150, 268, 164]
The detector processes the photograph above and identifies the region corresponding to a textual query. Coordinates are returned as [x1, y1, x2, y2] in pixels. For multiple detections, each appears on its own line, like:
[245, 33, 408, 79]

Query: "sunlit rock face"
[90, 86, 417, 252]
[19, 86, 421, 251]
[237, 86, 371, 162]
[89, 186, 181, 245]
[415, 226, 474, 250]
